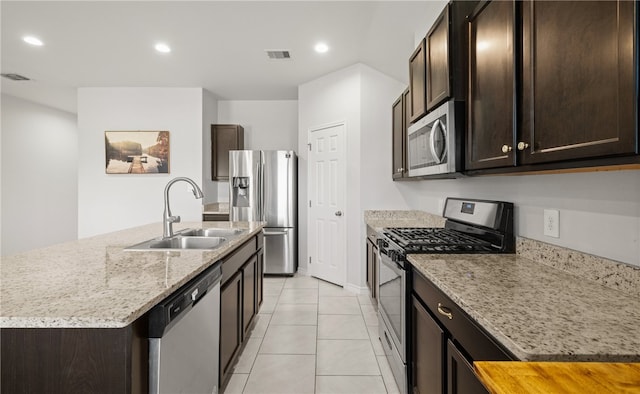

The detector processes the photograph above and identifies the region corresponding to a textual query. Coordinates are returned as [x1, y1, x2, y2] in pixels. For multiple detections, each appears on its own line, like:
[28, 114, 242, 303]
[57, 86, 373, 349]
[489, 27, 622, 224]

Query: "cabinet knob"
[501, 145, 513, 153]
[517, 142, 529, 151]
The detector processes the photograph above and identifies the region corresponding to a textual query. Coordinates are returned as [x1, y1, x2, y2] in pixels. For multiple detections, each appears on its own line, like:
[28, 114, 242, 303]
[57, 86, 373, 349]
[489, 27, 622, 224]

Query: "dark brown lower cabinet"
[1, 320, 148, 394]
[220, 270, 242, 381]
[366, 237, 378, 302]
[447, 340, 488, 394]
[411, 295, 445, 394]
[242, 256, 257, 336]
[203, 213, 229, 221]
[219, 234, 264, 391]
[411, 269, 514, 394]
[257, 250, 264, 307]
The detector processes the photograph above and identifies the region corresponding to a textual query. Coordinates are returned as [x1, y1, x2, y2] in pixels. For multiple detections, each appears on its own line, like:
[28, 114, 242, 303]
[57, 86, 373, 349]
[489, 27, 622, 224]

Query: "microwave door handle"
[429, 119, 445, 164]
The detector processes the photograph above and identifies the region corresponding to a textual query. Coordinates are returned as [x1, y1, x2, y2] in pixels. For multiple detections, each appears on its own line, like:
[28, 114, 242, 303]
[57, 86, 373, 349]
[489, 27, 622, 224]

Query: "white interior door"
[308, 123, 346, 286]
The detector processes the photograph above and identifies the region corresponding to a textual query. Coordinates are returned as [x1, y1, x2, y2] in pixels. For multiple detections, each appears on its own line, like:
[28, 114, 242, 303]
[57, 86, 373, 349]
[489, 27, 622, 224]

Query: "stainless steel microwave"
[407, 100, 463, 177]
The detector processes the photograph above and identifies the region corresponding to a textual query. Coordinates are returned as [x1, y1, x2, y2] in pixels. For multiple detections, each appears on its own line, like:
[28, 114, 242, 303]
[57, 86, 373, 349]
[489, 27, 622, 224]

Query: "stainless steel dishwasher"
[148, 262, 221, 394]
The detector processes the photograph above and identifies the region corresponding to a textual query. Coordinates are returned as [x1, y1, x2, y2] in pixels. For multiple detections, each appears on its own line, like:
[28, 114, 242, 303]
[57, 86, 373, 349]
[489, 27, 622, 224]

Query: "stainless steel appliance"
[229, 150, 297, 275]
[148, 262, 222, 394]
[377, 198, 514, 394]
[407, 100, 463, 177]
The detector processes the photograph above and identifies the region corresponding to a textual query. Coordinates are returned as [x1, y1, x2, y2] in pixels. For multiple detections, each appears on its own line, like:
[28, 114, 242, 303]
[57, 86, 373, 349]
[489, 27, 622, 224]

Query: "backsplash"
[517, 237, 640, 298]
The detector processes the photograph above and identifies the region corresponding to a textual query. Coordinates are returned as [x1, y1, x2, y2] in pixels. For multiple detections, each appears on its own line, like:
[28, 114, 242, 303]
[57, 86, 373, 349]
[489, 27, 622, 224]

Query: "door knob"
[501, 145, 512, 153]
[517, 142, 529, 151]
[335, 211, 343, 217]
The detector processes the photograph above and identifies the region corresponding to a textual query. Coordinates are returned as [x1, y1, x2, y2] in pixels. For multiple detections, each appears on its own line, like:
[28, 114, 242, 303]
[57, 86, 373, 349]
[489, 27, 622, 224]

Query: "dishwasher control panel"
[149, 263, 222, 338]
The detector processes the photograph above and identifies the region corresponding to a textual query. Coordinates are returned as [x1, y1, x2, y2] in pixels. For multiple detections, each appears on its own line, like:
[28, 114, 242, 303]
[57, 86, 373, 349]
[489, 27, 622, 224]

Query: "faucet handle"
[170, 215, 181, 224]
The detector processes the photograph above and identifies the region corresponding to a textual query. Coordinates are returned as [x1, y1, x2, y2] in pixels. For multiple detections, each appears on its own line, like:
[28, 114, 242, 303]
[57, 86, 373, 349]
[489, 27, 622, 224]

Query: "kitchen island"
[1, 221, 264, 393]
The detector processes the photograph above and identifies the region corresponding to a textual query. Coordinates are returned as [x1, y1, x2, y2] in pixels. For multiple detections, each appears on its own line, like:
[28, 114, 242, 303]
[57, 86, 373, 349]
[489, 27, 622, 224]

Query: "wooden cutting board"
[474, 361, 640, 393]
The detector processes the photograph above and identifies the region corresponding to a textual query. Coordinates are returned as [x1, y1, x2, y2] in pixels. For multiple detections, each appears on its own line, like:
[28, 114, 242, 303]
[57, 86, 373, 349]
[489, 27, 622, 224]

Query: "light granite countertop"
[364, 210, 446, 232]
[0, 221, 264, 329]
[409, 253, 640, 362]
[203, 202, 229, 215]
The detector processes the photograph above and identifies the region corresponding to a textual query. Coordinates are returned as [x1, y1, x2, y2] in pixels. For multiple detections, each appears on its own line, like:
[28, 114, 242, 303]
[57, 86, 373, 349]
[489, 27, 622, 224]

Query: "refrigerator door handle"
[263, 230, 288, 236]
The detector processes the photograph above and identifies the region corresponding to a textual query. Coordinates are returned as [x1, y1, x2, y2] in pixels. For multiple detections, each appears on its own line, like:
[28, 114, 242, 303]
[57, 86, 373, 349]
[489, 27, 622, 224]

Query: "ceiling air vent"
[1, 73, 30, 81]
[265, 50, 291, 60]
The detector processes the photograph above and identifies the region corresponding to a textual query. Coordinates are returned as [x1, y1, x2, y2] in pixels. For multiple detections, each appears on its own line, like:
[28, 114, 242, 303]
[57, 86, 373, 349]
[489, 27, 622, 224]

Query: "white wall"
[215, 100, 299, 202]
[299, 64, 410, 290]
[1, 94, 78, 256]
[202, 90, 219, 204]
[396, 170, 640, 267]
[77, 88, 205, 238]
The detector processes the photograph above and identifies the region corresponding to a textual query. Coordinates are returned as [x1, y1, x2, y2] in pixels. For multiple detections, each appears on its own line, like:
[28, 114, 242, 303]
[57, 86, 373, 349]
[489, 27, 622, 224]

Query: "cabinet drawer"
[257, 231, 264, 250]
[221, 236, 257, 286]
[413, 269, 513, 361]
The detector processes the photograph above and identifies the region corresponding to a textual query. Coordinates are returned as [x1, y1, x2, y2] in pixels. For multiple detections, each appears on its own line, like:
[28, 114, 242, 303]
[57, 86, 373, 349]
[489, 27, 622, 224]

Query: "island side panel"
[1, 319, 148, 394]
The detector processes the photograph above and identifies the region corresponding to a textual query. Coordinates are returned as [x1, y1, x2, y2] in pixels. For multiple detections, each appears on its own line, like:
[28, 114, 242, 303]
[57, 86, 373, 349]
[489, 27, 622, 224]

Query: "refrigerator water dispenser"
[231, 177, 250, 208]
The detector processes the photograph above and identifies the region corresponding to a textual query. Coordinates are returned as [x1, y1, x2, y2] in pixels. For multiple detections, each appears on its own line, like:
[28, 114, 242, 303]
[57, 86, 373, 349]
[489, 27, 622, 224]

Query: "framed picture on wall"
[105, 131, 170, 174]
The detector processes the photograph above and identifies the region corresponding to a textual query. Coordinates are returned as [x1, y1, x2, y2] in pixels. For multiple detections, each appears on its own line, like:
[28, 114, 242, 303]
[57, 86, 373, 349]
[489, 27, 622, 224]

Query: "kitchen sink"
[125, 235, 227, 251]
[178, 228, 246, 237]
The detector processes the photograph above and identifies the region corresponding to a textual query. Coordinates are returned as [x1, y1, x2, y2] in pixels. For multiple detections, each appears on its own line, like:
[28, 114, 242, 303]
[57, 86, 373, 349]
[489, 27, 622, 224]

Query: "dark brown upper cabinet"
[212, 124, 244, 181]
[426, 1, 478, 111]
[467, 0, 638, 173]
[519, 0, 637, 165]
[392, 90, 409, 179]
[409, 39, 427, 123]
[426, 7, 450, 111]
[466, 1, 517, 171]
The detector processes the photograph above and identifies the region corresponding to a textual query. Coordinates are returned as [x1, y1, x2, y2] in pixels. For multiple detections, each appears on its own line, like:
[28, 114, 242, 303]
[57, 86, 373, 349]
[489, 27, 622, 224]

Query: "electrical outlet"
[543, 209, 560, 238]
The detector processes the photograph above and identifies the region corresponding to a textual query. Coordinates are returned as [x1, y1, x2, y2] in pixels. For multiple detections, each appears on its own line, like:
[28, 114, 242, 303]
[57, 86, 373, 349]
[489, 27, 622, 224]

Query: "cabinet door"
[366, 239, 377, 301]
[520, 0, 636, 165]
[466, 1, 516, 170]
[411, 295, 445, 394]
[447, 340, 488, 394]
[426, 5, 450, 110]
[212, 125, 244, 181]
[257, 250, 264, 308]
[242, 255, 257, 337]
[409, 40, 427, 123]
[220, 271, 242, 381]
[392, 94, 405, 179]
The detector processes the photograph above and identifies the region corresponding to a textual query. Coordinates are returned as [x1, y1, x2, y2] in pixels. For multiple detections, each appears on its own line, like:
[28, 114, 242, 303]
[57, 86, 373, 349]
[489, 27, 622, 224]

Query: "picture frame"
[105, 131, 170, 174]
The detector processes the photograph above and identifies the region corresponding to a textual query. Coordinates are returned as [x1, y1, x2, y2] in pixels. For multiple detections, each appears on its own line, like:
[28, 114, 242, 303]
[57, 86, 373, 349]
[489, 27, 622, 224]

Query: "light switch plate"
[543, 209, 560, 238]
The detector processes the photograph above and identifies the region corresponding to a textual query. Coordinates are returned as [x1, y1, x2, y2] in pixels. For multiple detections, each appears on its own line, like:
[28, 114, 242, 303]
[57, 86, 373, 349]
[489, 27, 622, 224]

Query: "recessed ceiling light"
[23, 36, 43, 46]
[155, 43, 171, 53]
[314, 42, 329, 54]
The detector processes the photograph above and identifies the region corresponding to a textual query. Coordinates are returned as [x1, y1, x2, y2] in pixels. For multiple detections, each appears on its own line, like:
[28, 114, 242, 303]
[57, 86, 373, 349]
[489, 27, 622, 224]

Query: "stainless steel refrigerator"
[229, 150, 297, 275]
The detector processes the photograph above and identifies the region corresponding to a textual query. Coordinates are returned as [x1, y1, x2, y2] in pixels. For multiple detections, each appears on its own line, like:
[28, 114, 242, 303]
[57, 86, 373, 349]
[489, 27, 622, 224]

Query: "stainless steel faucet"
[163, 177, 204, 238]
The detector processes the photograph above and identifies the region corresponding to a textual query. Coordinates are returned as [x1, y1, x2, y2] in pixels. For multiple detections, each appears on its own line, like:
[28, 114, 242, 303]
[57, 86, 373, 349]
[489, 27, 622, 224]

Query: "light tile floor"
[223, 275, 400, 394]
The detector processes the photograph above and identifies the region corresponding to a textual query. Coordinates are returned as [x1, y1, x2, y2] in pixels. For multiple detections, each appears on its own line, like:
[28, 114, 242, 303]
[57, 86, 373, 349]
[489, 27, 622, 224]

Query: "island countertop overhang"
[0, 221, 265, 329]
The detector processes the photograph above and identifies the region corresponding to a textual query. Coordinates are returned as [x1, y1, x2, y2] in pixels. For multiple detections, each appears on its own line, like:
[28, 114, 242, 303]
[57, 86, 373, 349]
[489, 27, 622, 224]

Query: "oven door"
[377, 246, 406, 361]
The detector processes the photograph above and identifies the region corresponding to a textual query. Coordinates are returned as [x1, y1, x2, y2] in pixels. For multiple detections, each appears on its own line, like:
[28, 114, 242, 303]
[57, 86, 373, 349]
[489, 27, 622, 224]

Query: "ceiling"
[1, 1, 447, 114]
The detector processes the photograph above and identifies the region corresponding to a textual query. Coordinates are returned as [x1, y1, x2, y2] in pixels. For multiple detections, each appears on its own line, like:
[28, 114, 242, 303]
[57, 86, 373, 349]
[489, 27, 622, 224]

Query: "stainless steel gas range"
[376, 198, 514, 394]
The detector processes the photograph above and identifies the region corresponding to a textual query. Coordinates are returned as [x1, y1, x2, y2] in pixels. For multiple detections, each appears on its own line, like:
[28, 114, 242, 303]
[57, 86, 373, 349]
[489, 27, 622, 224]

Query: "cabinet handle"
[517, 142, 529, 151]
[501, 145, 512, 153]
[437, 303, 453, 320]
